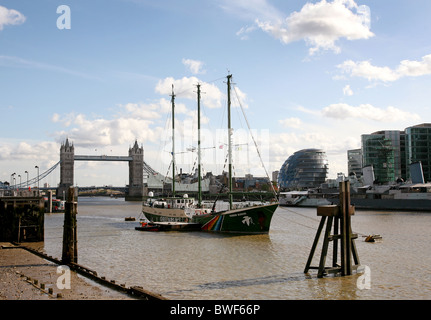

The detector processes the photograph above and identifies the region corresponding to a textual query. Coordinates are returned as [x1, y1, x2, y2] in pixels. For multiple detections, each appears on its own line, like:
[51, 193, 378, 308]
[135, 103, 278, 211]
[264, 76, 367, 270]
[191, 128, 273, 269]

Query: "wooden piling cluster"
[304, 181, 360, 278]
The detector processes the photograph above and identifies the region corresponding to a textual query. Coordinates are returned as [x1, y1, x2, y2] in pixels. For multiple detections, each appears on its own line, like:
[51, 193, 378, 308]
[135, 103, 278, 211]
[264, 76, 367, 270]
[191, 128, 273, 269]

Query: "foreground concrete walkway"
[0, 242, 134, 300]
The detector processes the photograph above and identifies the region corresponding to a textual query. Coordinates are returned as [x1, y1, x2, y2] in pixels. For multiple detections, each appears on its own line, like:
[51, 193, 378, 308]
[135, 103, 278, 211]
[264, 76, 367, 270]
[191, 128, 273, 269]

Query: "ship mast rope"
[232, 84, 278, 200]
[278, 205, 369, 238]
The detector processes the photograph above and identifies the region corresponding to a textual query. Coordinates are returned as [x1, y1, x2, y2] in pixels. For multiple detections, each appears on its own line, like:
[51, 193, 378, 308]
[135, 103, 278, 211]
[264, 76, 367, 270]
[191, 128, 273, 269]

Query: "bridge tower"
[57, 138, 74, 199]
[127, 140, 144, 200]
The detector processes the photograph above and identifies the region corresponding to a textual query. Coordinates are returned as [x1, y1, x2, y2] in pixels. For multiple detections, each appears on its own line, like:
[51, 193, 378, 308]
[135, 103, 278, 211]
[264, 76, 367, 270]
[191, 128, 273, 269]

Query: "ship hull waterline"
[141, 203, 279, 234]
[135, 221, 202, 232]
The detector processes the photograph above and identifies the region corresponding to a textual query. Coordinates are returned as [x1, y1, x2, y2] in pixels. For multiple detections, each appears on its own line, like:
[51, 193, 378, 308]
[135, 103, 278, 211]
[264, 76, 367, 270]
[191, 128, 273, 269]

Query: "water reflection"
[165, 272, 310, 295]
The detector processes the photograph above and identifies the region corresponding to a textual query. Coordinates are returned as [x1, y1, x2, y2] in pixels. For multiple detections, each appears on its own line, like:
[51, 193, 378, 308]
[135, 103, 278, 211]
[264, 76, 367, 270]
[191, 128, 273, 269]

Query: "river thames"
[38, 197, 431, 300]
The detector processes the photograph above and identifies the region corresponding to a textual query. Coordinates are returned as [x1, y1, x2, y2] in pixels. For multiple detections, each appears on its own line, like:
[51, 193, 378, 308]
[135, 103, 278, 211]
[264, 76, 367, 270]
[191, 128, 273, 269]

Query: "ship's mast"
[227, 74, 233, 210]
[171, 84, 176, 197]
[196, 83, 202, 207]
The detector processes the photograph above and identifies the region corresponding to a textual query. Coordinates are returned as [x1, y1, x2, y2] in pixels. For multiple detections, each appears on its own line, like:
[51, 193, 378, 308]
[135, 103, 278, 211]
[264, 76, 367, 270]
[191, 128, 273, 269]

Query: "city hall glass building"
[278, 149, 328, 190]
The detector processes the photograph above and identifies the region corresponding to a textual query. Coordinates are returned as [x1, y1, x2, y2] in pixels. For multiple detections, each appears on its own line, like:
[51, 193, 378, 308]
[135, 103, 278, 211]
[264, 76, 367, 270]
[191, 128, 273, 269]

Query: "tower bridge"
[57, 139, 145, 201]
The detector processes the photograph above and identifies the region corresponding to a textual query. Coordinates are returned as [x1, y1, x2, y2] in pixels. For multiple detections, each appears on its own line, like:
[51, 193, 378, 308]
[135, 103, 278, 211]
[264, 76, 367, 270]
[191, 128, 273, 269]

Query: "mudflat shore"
[0, 242, 134, 300]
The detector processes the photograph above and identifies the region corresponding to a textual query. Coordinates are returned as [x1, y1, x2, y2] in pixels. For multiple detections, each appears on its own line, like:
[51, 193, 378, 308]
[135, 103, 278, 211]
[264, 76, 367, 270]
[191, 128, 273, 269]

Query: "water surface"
[41, 197, 431, 300]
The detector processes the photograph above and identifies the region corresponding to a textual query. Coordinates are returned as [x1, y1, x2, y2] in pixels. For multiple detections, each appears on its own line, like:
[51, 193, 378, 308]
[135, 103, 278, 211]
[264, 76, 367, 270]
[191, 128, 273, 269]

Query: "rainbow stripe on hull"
[201, 215, 224, 232]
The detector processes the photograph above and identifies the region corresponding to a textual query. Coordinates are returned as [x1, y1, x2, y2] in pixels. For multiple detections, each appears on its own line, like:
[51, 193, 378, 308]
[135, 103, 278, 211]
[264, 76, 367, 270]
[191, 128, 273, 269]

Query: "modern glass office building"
[405, 123, 431, 182]
[278, 149, 328, 190]
[361, 132, 398, 184]
[347, 149, 362, 178]
[359, 123, 430, 183]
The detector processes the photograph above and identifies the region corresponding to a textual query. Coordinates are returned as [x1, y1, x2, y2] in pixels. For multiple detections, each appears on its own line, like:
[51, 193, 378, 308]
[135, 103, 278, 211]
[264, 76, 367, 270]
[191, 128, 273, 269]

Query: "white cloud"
[51, 102, 168, 149]
[338, 60, 400, 82]
[119, 100, 169, 119]
[0, 141, 58, 161]
[343, 84, 353, 96]
[338, 54, 431, 82]
[182, 58, 206, 74]
[49, 76, 227, 149]
[54, 113, 162, 148]
[52, 113, 60, 123]
[295, 105, 320, 116]
[236, 25, 257, 40]
[0, 5, 26, 30]
[155, 76, 225, 109]
[321, 103, 420, 122]
[279, 117, 302, 128]
[397, 54, 431, 77]
[155, 76, 196, 98]
[246, 0, 373, 55]
[231, 85, 249, 109]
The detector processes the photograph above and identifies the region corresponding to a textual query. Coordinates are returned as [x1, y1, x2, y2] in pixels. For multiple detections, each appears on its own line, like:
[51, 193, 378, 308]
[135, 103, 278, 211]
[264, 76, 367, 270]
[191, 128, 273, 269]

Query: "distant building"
[358, 123, 431, 184]
[0, 181, 9, 189]
[347, 149, 362, 178]
[232, 174, 271, 191]
[405, 123, 431, 182]
[361, 131, 401, 184]
[272, 171, 279, 183]
[278, 149, 328, 190]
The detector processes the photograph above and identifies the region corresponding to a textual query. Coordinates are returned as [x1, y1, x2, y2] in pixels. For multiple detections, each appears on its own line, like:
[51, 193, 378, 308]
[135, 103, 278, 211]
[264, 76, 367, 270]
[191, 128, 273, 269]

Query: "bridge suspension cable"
[143, 161, 158, 176]
[12, 161, 61, 189]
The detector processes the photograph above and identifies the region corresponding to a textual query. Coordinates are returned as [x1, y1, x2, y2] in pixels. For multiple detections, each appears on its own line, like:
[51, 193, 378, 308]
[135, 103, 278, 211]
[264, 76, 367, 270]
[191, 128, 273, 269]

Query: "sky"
[1, 0, 431, 188]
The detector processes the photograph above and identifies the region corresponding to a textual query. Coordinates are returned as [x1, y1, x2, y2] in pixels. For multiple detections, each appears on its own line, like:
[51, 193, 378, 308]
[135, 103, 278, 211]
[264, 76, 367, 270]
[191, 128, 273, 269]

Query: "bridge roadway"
[74, 155, 133, 161]
[34, 186, 128, 192]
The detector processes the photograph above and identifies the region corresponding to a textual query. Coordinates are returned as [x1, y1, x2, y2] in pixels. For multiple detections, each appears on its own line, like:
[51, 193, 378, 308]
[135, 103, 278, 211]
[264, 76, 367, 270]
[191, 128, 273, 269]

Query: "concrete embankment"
[0, 242, 165, 300]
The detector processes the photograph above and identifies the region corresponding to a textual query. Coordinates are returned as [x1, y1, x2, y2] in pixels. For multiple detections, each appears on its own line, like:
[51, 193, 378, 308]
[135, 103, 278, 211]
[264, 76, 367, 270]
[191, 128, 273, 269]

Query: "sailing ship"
[139, 74, 278, 234]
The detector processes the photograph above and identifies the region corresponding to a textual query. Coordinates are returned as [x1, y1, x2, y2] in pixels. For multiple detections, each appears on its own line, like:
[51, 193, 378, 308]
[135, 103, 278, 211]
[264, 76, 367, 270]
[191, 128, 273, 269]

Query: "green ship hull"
[142, 203, 278, 234]
[195, 204, 278, 234]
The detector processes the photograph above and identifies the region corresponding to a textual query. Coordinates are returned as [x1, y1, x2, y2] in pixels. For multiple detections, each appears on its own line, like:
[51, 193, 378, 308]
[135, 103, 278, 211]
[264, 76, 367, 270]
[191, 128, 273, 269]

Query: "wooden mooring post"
[304, 180, 360, 278]
[62, 187, 78, 264]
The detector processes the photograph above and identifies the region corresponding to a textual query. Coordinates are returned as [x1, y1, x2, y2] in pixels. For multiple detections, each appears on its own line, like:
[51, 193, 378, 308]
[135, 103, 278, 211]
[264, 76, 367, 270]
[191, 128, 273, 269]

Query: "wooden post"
[340, 181, 352, 276]
[332, 215, 339, 268]
[62, 187, 78, 264]
[304, 216, 327, 274]
[317, 215, 334, 278]
[17, 216, 21, 243]
[48, 190, 53, 213]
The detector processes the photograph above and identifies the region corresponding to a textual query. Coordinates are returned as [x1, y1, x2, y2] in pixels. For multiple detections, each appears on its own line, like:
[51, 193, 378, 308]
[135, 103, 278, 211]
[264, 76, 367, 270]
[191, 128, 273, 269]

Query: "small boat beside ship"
[138, 74, 279, 233]
[135, 220, 202, 232]
[279, 190, 334, 207]
[44, 197, 65, 212]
